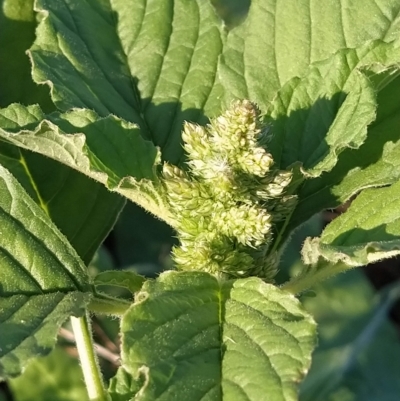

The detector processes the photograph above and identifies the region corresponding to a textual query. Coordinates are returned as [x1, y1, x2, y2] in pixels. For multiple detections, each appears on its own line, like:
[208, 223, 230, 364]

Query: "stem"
[59, 327, 120, 365]
[88, 292, 131, 316]
[70, 314, 109, 401]
[269, 207, 295, 256]
[281, 261, 350, 294]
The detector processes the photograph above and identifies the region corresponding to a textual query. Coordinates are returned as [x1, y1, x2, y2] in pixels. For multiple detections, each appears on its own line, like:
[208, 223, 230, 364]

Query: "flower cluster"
[162, 100, 296, 280]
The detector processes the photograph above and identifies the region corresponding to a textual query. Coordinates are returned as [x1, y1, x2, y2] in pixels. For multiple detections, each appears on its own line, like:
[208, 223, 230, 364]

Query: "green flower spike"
[162, 100, 296, 280]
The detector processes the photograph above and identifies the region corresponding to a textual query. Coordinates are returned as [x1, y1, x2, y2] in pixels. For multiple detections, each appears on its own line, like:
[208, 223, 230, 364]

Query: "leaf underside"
[0, 104, 172, 225]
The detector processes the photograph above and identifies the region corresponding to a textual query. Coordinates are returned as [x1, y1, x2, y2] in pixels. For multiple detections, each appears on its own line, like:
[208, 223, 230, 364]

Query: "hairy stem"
[70, 314, 109, 401]
[281, 261, 350, 294]
[88, 292, 131, 316]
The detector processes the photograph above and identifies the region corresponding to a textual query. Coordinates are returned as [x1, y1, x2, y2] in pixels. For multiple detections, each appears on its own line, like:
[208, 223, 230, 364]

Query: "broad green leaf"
[269, 40, 400, 241]
[267, 40, 400, 177]
[120, 271, 316, 401]
[94, 271, 145, 295]
[291, 71, 400, 229]
[0, 165, 91, 379]
[220, 0, 400, 108]
[0, 142, 124, 264]
[27, 0, 400, 168]
[29, 0, 225, 164]
[0, 104, 173, 225]
[24, 0, 399, 168]
[300, 269, 400, 401]
[8, 347, 88, 401]
[0, 0, 53, 111]
[302, 181, 400, 267]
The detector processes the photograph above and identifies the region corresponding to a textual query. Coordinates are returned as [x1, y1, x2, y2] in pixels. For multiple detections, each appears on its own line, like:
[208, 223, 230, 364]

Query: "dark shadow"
[0, 0, 55, 112]
[110, 201, 178, 277]
[326, 73, 400, 184]
[287, 74, 400, 232]
[139, 99, 209, 166]
[211, 0, 251, 29]
[266, 93, 347, 172]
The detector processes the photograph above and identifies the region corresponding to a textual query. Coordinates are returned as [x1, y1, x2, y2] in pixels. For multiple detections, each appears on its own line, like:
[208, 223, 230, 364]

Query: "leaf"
[0, 79, 124, 264]
[219, 0, 400, 108]
[0, 165, 91, 379]
[266, 40, 400, 177]
[119, 271, 316, 401]
[0, 0, 53, 111]
[29, 0, 225, 164]
[0, 142, 125, 264]
[291, 70, 400, 229]
[268, 39, 400, 241]
[0, 104, 173, 226]
[26, 0, 400, 169]
[94, 271, 145, 295]
[8, 347, 88, 401]
[302, 180, 400, 267]
[300, 269, 400, 401]
[109, 367, 143, 401]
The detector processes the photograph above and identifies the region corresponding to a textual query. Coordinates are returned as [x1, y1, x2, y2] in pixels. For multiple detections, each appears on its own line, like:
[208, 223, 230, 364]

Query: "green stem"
[281, 261, 350, 294]
[70, 314, 109, 401]
[88, 292, 131, 316]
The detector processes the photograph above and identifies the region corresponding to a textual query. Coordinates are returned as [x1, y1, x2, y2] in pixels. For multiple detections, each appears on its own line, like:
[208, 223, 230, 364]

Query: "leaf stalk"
[70, 314, 109, 401]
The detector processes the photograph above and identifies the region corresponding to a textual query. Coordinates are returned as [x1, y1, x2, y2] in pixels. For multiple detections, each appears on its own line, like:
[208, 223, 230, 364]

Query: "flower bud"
[159, 100, 297, 280]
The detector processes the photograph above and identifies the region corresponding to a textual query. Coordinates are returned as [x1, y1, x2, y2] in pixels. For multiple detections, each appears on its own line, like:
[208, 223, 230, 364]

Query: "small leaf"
[302, 180, 400, 267]
[0, 165, 91, 379]
[120, 271, 316, 401]
[94, 271, 145, 295]
[0, 104, 173, 225]
[109, 367, 142, 401]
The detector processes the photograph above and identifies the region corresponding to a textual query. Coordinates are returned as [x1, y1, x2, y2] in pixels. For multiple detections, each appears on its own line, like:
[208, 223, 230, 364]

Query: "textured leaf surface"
[0, 165, 90, 378]
[120, 271, 316, 401]
[0, 141, 124, 264]
[291, 70, 400, 229]
[219, 0, 400, 108]
[0, 2, 123, 263]
[300, 269, 400, 401]
[0, 55, 125, 264]
[266, 40, 400, 177]
[28, 0, 400, 167]
[0, 104, 172, 225]
[29, 0, 225, 164]
[302, 181, 400, 266]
